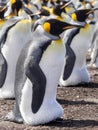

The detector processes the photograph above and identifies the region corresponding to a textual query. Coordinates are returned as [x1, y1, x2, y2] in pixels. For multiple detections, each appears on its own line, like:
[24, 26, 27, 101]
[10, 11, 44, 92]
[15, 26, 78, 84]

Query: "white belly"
[0, 21, 32, 98]
[20, 41, 65, 125]
[60, 28, 91, 86]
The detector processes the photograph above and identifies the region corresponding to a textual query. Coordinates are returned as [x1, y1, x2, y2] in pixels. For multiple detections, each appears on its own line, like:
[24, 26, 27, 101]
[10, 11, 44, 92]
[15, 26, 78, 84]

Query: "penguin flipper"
[63, 45, 76, 80]
[25, 56, 46, 113]
[62, 28, 79, 80]
[91, 27, 98, 47]
[0, 53, 7, 88]
[0, 17, 22, 47]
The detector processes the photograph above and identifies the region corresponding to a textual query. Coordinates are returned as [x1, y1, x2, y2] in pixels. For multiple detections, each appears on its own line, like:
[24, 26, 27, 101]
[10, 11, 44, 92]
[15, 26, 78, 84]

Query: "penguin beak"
[23, 6, 33, 15]
[60, 1, 73, 9]
[86, 8, 98, 15]
[63, 24, 85, 30]
[63, 25, 77, 30]
[86, 10, 94, 15]
[35, 10, 42, 15]
[0, 6, 7, 12]
[36, 8, 50, 16]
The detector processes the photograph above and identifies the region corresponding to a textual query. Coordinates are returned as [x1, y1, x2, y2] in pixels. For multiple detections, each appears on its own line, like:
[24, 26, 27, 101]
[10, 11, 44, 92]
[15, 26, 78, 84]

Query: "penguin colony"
[0, 0, 98, 126]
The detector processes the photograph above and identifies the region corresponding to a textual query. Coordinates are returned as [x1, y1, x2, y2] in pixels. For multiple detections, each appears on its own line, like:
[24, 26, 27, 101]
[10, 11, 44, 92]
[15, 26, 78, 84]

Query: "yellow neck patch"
[50, 8, 54, 15]
[0, 19, 5, 24]
[43, 22, 50, 33]
[27, 4, 32, 9]
[42, 6, 51, 13]
[81, 23, 90, 32]
[65, 7, 70, 13]
[6, 13, 15, 19]
[11, 0, 16, 5]
[56, 16, 63, 21]
[71, 13, 77, 21]
[53, 37, 62, 44]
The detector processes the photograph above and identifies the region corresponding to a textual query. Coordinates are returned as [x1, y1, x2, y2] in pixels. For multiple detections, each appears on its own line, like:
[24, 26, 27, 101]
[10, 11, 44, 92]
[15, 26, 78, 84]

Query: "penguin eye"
[71, 13, 77, 21]
[43, 22, 51, 33]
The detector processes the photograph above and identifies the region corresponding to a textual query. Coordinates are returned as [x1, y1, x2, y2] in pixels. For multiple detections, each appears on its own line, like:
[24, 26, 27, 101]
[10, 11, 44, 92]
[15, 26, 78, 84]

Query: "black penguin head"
[71, 9, 97, 22]
[53, 1, 75, 15]
[43, 19, 84, 36]
[53, 4, 64, 16]
[5, 0, 23, 16]
[53, 1, 69, 15]
[78, 0, 84, 2]
[38, 6, 50, 16]
[11, 0, 23, 15]
[41, 0, 48, 6]
[0, 6, 7, 19]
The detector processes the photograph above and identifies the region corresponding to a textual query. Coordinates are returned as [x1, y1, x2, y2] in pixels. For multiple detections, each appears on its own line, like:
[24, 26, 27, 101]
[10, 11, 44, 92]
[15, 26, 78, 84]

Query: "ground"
[0, 53, 98, 130]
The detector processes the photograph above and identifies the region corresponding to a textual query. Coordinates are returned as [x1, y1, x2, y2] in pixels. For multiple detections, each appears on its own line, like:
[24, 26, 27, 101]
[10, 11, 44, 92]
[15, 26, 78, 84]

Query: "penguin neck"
[0, 19, 5, 23]
[34, 25, 59, 41]
[0, 19, 5, 28]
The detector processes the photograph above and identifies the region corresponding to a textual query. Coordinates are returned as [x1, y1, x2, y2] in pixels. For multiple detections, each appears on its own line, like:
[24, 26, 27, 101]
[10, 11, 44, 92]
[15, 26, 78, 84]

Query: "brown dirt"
[0, 54, 98, 130]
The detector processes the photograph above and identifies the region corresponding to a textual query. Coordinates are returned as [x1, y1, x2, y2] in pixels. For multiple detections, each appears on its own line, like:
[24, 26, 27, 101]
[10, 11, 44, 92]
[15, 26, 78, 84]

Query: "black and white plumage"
[5, 18, 83, 125]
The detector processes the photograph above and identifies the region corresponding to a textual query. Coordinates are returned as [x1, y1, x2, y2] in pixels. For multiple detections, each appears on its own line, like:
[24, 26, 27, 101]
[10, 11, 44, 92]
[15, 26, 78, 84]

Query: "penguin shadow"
[43, 98, 98, 128]
[58, 82, 98, 88]
[57, 98, 97, 106]
[46, 119, 98, 128]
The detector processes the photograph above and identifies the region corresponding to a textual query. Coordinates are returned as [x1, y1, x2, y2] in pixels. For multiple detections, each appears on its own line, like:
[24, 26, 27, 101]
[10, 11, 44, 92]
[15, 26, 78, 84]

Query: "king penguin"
[59, 8, 96, 86]
[88, 21, 98, 68]
[5, 18, 83, 125]
[0, 0, 35, 99]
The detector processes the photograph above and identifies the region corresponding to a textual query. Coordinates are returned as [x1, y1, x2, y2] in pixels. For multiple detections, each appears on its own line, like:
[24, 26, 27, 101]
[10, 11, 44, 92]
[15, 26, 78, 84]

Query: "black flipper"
[0, 17, 22, 88]
[25, 55, 46, 113]
[0, 17, 22, 47]
[63, 28, 80, 80]
[0, 52, 7, 88]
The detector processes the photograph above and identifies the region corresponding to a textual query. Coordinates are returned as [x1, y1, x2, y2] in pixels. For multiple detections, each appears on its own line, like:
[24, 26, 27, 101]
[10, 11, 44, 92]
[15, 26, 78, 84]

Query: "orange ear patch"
[43, 22, 50, 33]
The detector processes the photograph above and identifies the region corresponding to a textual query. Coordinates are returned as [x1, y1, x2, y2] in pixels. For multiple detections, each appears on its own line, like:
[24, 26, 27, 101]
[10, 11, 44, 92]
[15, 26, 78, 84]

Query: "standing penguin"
[0, 0, 36, 99]
[59, 8, 96, 86]
[5, 18, 83, 125]
[88, 21, 98, 68]
[0, 16, 33, 99]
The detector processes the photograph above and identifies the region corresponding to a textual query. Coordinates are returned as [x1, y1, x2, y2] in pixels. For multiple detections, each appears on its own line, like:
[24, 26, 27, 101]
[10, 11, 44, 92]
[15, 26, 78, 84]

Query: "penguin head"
[0, 6, 7, 19]
[4, 0, 23, 17]
[11, 0, 23, 15]
[53, 4, 65, 16]
[37, 6, 50, 16]
[61, 0, 76, 14]
[71, 8, 97, 22]
[42, 19, 84, 36]
[51, 1, 75, 16]
[41, 0, 49, 6]
[53, 1, 71, 15]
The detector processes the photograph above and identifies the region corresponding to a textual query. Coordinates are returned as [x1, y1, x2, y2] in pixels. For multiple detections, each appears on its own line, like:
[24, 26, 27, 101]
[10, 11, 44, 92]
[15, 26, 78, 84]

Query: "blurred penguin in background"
[59, 8, 97, 86]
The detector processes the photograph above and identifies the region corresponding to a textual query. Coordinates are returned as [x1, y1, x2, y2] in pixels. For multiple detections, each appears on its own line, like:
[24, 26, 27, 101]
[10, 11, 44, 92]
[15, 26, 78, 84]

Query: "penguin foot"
[4, 111, 23, 123]
[0, 90, 15, 99]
